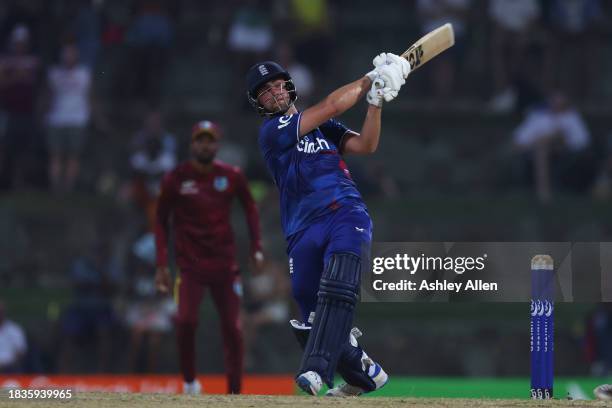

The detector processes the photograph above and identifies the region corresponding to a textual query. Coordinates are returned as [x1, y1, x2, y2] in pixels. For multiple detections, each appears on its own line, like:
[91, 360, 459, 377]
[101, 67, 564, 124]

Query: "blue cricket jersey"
[258, 112, 365, 238]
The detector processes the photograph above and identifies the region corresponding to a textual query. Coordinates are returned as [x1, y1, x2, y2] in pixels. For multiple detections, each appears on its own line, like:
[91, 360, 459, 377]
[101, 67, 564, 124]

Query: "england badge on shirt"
[214, 176, 228, 191]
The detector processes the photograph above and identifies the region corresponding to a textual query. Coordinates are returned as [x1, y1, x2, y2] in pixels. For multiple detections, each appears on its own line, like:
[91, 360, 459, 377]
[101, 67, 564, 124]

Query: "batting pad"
[298, 253, 361, 387]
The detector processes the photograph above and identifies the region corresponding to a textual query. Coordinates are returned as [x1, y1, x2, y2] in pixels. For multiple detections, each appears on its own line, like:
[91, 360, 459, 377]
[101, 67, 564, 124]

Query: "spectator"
[227, 0, 274, 103]
[227, 0, 273, 57]
[0, 300, 27, 373]
[276, 41, 314, 107]
[416, 0, 471, 102]
[592, 132, 612, 201]
[290, 0, 332, 77]
[546, 0, 605, 102]
[44, 43, 92, 192]
[123, 0, 174, 105]
[513, 91, 593, 203]
[125, 255, 175, 373]
[242, 260, 290, 368]
[488, 0, 543, 112]
[58, 240, 117, 373]
[0, 23, 43, 190]
[72, 0, 103, 69]
[129, 110, 177, 231]
[0, 1, 44, 54]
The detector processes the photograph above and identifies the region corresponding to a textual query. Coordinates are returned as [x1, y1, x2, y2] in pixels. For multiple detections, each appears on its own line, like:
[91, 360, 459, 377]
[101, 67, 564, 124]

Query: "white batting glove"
[372, 52, 387, 68]
[368, 51, 397, 79]
[365, 69, 378, 82]
[372, 52, 411, 79]
[385, 53, 411, 78]
[381, 87, 399, 103]
[366, 52, 411, 105]
[377, 64, 405, 93]
[366, 80, 384, 107]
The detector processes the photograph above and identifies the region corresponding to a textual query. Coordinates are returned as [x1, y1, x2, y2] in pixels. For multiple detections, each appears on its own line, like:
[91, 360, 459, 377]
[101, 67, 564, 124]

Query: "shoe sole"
[325, 387, 363, 397]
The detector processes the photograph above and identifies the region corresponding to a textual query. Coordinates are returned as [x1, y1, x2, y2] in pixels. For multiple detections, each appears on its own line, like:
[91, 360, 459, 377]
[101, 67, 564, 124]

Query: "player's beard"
[195, 153, 214, 165]
[274, 96, 289, 112]
[268, 93, 290, 114]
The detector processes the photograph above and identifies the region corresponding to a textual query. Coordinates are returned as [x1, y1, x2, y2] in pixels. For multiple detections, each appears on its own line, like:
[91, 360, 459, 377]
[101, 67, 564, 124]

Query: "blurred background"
[1, 0, 612, 387]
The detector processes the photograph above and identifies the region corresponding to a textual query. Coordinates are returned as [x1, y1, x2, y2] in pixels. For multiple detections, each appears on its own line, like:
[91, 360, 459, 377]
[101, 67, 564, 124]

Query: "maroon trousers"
[174, 271, 243, 394]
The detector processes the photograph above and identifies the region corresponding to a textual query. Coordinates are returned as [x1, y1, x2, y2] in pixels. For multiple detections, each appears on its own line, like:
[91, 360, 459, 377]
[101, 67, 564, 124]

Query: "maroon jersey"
[155, 160, 262, 279]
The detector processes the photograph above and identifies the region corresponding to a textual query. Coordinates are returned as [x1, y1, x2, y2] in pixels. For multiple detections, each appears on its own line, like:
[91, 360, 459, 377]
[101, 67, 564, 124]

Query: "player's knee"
[319, 279, 358, 304]
[319, 253, 361, 304]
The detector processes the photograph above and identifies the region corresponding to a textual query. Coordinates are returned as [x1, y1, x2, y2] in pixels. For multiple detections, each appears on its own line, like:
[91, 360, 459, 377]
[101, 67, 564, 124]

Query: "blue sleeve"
[320, 118, 350, 151]
[258, 113, 302, 158]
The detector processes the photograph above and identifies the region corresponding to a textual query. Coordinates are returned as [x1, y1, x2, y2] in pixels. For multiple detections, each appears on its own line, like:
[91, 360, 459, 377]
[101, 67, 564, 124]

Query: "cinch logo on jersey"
[297, 135, 333, 154]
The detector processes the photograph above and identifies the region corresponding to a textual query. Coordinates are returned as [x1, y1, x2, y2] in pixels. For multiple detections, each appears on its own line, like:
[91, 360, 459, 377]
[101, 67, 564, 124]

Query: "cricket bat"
[402, 23, 455, 72]
[372, 23, 454, 92]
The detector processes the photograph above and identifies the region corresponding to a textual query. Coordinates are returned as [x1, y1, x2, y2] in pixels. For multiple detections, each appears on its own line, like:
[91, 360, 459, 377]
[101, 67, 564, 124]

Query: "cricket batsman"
[154, 120, 263, 394]
[245, 53, 410, 396]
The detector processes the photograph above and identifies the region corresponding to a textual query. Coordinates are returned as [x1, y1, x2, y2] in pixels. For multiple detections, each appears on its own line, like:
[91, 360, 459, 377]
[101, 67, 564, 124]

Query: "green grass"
[357, 377, 612, 399]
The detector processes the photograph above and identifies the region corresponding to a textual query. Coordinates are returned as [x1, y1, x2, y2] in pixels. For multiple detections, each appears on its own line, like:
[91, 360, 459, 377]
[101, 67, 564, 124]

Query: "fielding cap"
[191, 120, 221, 140]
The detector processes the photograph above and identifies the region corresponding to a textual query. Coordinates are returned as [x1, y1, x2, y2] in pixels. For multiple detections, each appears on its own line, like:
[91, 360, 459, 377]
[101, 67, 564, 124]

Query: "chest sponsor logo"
[214, 176, 229, 192]
[179, 180, 198, 194]
[297, 136, 332, 154]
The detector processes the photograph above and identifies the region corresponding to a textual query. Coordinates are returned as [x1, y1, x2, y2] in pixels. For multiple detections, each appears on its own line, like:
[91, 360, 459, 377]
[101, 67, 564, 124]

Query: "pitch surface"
[2, 393, 610, 408]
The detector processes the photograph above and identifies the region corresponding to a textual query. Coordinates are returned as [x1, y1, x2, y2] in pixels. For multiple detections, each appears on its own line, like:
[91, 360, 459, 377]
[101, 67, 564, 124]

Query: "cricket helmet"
[246, 61, 297, 116]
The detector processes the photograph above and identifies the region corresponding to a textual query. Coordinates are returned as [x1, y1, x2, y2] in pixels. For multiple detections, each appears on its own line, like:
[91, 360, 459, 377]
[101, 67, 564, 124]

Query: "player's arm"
[299, 76, 372, 138]
[339, 54, 411, 154]
[342, 105, 382, 154]
[300, 53, 410, 145]
[154, 173, 176, 294]
[235, 170, 264, 273]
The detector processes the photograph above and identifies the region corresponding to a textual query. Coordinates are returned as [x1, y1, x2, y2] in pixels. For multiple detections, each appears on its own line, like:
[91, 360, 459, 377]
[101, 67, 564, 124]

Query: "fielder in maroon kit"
[154, 120, 263, 394]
